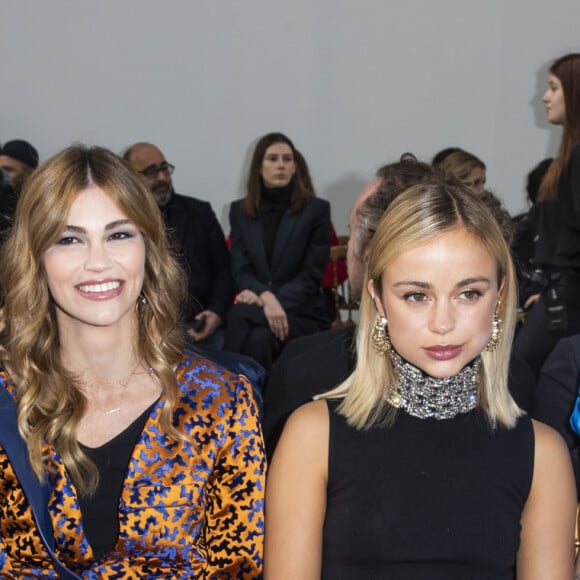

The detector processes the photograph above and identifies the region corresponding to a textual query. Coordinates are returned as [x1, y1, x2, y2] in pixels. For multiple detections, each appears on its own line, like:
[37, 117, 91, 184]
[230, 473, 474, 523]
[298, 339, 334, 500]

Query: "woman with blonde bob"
[265, 180, 575, 579]
[0, 145, 265, 577]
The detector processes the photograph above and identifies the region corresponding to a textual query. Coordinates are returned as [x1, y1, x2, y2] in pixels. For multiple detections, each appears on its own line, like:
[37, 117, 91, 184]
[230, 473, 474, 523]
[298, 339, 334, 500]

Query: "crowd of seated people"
[0, 136, 576, 389]
[0, 135, 553, 382]
[3, 54, 580, 576]
[0, 134, 576, 380]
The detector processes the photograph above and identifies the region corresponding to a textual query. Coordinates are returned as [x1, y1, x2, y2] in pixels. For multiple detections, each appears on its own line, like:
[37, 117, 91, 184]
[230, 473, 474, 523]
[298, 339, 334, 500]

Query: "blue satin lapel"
[570, 386, 580, 435]
[0, 385, 82, 578]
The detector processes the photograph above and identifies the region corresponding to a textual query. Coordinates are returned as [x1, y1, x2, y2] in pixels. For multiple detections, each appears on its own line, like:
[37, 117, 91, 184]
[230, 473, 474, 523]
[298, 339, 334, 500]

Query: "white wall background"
[1, 1, 579, 233]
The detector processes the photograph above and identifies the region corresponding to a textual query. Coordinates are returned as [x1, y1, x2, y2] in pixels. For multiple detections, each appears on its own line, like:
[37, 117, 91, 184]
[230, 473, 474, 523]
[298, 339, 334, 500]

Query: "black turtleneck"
[258, 178, 294, 267]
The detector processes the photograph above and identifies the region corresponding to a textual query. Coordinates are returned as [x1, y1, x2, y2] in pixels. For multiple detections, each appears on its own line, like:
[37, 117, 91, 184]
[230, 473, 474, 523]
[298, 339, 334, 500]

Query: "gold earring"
[372, 315, 391, 354]
[485, 301, 502, 352]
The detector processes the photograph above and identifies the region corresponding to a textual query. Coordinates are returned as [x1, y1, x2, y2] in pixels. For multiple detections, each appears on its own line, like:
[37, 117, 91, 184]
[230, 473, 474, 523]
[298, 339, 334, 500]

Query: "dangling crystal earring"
[372, 315, 391, 354]
[485, 313, 502, 352]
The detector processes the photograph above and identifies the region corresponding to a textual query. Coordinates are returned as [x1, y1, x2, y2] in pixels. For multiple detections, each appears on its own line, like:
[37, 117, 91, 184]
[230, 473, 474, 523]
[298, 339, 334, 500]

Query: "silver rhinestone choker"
[387, 349, 480, 420]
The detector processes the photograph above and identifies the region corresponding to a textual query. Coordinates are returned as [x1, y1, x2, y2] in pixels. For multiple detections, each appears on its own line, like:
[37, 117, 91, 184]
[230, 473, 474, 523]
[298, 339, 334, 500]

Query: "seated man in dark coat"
[125, 142, 233, 349]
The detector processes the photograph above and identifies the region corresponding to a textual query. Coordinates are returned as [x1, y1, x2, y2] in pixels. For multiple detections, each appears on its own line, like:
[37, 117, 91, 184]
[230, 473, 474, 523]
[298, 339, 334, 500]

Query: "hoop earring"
[372, 315, 391, 354]
[485, 307, 502, 353]
[135, 295, 147, 315]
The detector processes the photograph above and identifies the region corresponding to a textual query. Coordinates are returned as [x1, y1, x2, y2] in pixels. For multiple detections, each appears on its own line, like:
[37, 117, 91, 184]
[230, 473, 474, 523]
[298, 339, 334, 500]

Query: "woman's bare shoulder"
[284, 399, 329, 434]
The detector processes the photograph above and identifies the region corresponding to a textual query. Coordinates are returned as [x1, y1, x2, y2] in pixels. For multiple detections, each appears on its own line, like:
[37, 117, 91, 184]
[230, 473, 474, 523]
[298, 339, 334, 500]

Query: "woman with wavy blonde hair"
[265, 179, 575, 579]
[0, 145, 265, 578]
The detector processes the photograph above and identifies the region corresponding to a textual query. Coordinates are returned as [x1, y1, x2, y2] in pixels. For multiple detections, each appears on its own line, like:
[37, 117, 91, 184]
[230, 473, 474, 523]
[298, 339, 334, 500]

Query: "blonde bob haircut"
[0, 145, 186, 496]
[319, 180, 522, 430]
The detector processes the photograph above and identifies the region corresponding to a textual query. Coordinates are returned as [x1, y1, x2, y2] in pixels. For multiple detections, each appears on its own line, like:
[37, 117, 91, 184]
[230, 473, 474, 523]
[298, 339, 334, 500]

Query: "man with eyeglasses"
[124, 142, 233, 349]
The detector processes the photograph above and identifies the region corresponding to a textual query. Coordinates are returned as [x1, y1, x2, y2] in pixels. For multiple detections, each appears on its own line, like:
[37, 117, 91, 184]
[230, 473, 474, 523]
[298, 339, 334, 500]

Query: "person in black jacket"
[125, 142, 233, 349]
[513, 53, 580, 377]
[224, 132, 331, 371]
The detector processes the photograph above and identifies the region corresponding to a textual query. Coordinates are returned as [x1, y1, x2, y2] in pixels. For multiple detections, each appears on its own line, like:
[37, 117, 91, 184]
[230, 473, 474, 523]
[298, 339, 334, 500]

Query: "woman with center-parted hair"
[224, 132, 331, 371]
[265, 179, 575, 579]
[0, 145, 265, 578]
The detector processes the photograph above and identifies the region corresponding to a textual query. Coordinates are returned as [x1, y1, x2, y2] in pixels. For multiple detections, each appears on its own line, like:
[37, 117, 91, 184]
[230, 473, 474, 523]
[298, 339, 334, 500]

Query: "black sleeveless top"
[322, 400, 534, 579]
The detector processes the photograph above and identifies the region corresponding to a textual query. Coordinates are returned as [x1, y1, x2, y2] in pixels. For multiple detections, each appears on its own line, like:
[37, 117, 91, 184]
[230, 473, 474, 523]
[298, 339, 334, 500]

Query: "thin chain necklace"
[82, 359, 154, 416]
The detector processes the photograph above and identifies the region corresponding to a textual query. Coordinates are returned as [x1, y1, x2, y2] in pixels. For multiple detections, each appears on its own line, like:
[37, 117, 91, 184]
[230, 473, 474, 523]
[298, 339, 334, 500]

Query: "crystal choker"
[387, 349, 480, 420]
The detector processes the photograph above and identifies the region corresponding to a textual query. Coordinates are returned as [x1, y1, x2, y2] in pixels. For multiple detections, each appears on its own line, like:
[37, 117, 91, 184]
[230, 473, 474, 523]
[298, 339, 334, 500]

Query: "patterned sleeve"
[0, 537, 16, 577]
[204, 374, 266, 579]
[0, 444, 48, 578]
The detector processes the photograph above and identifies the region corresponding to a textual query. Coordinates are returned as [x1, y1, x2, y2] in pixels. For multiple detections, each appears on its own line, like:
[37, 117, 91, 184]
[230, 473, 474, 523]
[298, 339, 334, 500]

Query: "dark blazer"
[533, 334, 580, 497]
[229, 196, 331, 313]
[263, 325, 356, 459]
[163, 193, 233, 322]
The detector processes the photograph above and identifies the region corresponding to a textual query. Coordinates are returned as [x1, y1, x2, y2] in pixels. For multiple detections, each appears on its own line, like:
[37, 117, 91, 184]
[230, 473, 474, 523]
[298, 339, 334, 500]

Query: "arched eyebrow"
[393, 277, 492, 289]
[456, 277, 492, 288]
[62, 219, 132, 234]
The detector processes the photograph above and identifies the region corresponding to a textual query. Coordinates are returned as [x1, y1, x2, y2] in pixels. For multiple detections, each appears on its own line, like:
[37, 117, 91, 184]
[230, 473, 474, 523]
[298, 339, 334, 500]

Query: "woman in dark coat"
[224, 132, 331, 371]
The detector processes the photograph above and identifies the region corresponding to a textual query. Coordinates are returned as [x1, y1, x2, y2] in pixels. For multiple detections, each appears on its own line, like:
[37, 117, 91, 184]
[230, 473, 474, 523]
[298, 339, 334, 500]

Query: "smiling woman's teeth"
[78, 281, 120, 293]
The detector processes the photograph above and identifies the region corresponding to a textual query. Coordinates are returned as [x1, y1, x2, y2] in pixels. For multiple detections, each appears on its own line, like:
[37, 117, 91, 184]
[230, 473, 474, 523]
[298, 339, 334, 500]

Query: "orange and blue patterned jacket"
[0, 351, 265, 578]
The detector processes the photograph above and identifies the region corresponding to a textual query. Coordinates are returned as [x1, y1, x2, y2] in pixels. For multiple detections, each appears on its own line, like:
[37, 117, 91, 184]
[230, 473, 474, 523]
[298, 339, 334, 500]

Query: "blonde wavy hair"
[319, 180, 522, 430]
[0, 145, 186, 496]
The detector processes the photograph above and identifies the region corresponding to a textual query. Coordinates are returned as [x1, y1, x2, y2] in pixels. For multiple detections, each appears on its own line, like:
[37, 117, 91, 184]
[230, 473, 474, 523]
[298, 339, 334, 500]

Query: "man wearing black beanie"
[0, 139, 39, 195]
[0, 139, 39, 238]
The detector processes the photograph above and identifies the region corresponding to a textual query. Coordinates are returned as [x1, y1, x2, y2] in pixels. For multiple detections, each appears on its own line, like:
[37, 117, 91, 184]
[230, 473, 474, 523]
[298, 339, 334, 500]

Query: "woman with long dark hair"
[224, 132, 331, 371]
[513, 53, 580, 377]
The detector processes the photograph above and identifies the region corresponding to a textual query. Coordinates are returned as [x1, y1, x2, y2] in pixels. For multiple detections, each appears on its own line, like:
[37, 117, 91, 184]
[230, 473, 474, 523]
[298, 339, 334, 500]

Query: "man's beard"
[153, 182, 173, 207]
